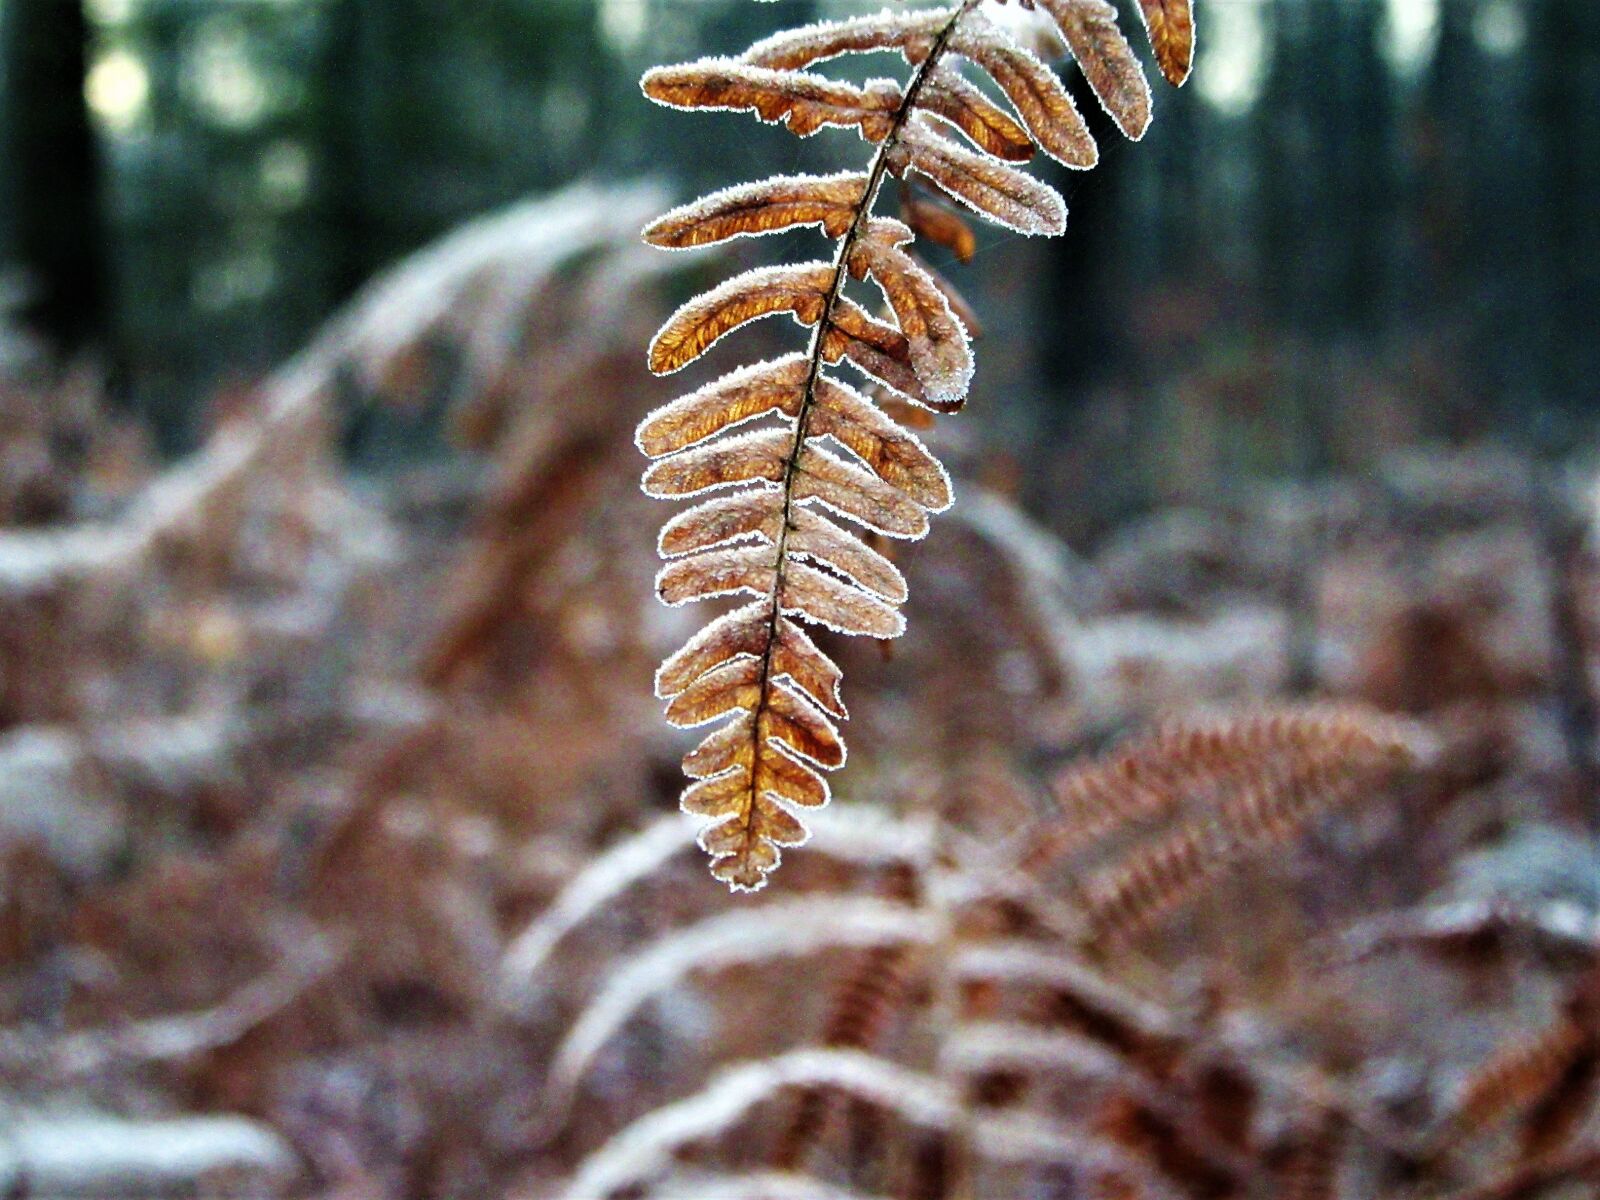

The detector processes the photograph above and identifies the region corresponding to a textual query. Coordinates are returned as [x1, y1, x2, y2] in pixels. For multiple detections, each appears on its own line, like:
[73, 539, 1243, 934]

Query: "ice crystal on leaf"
[639, 0, 1192, 890]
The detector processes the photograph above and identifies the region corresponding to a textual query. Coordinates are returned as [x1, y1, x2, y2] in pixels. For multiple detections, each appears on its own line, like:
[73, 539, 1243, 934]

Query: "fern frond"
[497, 813, 697, 1004]
[641, 0, 1187, 889]
[1078, 765, 1400, 943]
[560, 1049, 958, 1200]
[545, 898, 943, 1107]
[1030, 705, 1419, 875]
[771, 864, 924, 1171]
[940, 1020, 1164, 1102]
[564, 1047, 1184, 1200]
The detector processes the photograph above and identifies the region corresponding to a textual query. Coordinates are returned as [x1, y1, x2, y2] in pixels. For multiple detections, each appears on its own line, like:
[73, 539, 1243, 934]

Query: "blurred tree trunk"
[0, 0, 107, 353]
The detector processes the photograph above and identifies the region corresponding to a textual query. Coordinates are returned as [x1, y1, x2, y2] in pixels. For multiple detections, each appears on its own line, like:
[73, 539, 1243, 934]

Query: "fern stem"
[741, 0, 981, 838]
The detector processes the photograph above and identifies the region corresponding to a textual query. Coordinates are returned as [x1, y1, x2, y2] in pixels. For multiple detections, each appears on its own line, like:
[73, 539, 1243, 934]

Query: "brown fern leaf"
[1027, 705, 1419, 875]
[902, 196, 978, 263]
[1135, 0, 1197, 87]
[1028, 707, 1395, 873]
[641, 61, 903, 141]
[1035, 0, 1153, 139]
[643, 174, 871, 249]
[1045, 708, 1418, 940]
[640, 1, 1189, 889]
[920, 65, 1037, 161]
[892, 117, 1067, 236]
[1092, 1090, 1243, 1199]
[951, 14, 1099, 167]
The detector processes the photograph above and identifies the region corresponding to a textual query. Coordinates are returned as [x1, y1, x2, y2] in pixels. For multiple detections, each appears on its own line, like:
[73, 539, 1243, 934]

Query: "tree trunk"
[1, 0, 107, 354]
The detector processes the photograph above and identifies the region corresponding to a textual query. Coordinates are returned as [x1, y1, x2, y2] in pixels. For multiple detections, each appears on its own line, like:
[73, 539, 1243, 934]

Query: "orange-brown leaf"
[649, 264, 834, 374]
[641, 60, 902, 141]
[782, 559, 906, 639]
[741, 10, 949, 72]
[657, 545, 778, 607]
[773, 618, 846, 718]
[895, 119, 1067, 237]
[642, 174, 871, 250]
[655, 603, 768, 699]
[902, 197, 978, 263]
[811, 373, 952, 510]
[658, 490, 783, 558]
[850, 221, 973, 405]
[1135, 0, 1195, 87]
[683, 716, 755, 778]
[1035, 0, 1152, 140]
[637, 354, 809, 457]
[664, 656, 763, 728]
[920, 66, 1035, 162]
[788, 507, 908, 603]
[764, 680, 847, 767]
[822, 298, 945, 411]
[641, 427, 791, 498]
[951, 16, 1098, 168]
[795, 444, 931, 539]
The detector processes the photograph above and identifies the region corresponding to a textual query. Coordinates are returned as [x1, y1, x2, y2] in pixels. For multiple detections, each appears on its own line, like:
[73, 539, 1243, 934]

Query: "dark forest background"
[1, 0, 1595, 532]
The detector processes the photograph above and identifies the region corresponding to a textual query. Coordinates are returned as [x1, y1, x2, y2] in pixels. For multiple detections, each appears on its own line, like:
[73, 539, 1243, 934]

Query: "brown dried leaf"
[920, 66, 1035, 162]
[655, 602, 768, 698]
[658, 490, 783, 558]
[895, 118, 1067, 237]
[902, 197, 978, 263]
[664, 656, 763, 728]
[811, 373, 952, 510]
[683, 715, 755, 778]
[764, 680, 847, 767]
[822, 301, 939, 410]
[649, 264, 834, 374]
[920, 257, 985, 338]
[951, 16, 1098, 167]
[1135, 0, 1195, 87]
[1035, 0, 1153, 140]
[740, 10, 949, 72]
[795, 444, 931, 539]
[641, 60, 902, 141]
[657, 545, 778, 607]
[642, 174, 871, 250]
[783, 558, 905, 639]
[789, 507, 908, 604]
[850, 219, 973, 405]
[637, 354, 809, 457]
[773, 617, 846, 717]
[641, 427, 791, 498]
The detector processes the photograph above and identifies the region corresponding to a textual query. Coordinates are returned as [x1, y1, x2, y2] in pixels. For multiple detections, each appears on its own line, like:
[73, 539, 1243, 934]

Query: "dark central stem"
[739, 1, 979, 835]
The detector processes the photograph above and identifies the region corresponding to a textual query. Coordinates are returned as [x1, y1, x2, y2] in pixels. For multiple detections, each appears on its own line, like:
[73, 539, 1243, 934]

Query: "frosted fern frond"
[560, 1049, 959, 1200]
[498, 810, 939, 1014]
[639, 0, 1191, 889]
[546, 898, 943, 1107]
[496, 813, 697, 1005]
[562, 1047, 1183, 1200]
